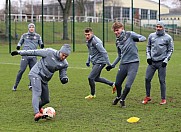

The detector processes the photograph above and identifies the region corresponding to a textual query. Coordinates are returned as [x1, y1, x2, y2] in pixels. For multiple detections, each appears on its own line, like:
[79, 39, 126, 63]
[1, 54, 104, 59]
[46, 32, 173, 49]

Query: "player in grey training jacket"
[12, 23, 44, 91]
[11, 44, 71, 121]
[106, 22, 146, 107]
[142, 21, 174, 105]
[84, 27, 116, 99]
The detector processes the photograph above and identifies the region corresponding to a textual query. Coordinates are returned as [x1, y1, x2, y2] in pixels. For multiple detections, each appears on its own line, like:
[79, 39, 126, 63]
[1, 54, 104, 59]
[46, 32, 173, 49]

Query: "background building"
[161, 13, 181, 27]
[7, 0, 180, 27]
[40, 0, 181, 28]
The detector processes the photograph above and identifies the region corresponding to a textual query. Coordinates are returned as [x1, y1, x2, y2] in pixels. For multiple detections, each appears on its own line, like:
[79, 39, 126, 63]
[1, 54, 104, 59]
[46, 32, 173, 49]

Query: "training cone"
[127, 117, 140, 123]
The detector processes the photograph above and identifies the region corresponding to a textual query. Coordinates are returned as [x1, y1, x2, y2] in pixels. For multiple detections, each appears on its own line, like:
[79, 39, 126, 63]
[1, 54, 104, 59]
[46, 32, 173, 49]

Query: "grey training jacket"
[86, 35, 111, 65]
[19, 48, 68, 83]
[112, 31, 146, 67]
[146, 32, 174, 63]
[17, 32, 43, 50]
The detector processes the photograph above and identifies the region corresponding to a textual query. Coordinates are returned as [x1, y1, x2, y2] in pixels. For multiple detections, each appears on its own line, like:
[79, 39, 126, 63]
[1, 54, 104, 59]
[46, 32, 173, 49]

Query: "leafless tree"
[109, 0, 123, 20]
[171, 0, 181, 7]
[76, 0, 87, 16]
[161, 0, 181, 7]
[58, 0, 72, 40]
[111, 0, 121, 6]
[11, 1, 19, 14]
[23, 1, 32, 15]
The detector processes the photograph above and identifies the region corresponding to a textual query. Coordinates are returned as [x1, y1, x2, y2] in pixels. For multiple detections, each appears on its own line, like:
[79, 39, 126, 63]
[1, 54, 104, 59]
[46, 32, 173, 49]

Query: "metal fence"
[0, 0, 181, 53]
[0, 16, 180, 53]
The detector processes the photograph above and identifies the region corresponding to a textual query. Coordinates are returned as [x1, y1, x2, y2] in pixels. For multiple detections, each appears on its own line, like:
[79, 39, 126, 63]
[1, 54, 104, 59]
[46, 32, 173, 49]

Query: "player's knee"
[94, 77, 100, 82]
[125, 86, 131, 90]
[88, 78, 94, 84]
[159, 79, 165, 84]
[115, 82, 122, 88]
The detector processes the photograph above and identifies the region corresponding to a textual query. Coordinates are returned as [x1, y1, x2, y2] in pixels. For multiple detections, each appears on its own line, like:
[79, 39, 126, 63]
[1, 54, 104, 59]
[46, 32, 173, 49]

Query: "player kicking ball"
[11, 44, 71, 121]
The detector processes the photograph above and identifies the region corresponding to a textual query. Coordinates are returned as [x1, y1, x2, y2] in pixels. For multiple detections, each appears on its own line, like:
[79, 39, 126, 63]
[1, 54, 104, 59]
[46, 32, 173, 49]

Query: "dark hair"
[84, 27, 93, 33]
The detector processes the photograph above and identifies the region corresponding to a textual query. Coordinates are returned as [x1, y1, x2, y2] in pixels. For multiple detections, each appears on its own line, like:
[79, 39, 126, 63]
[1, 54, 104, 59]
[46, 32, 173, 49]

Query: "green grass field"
[0, 42, 181, 132]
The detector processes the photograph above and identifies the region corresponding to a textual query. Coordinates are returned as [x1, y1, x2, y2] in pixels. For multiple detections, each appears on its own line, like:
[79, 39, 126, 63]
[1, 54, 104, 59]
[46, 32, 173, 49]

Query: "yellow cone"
[127, 117, 140, 123]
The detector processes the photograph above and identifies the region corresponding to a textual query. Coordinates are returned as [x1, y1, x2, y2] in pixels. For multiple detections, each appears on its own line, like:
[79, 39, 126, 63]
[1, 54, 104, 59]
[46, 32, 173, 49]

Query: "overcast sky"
[0, 0, 49, 9]
[0, 0, 177, 10]
[151, 0, 176, 8]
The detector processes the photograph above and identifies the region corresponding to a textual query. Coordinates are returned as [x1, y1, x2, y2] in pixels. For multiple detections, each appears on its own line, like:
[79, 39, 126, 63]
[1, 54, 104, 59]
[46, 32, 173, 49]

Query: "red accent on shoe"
[39, 108, 44, 114]
[34, 112, 43, 121]
[142, 97, 151, 104]
[112, 83, 116, 94]
[112, 86, 116, 94]
[160, 99, 166, 105]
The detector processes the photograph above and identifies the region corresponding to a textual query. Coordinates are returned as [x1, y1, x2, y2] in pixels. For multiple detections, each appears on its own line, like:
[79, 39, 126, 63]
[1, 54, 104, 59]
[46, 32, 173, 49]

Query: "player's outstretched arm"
[11, 49, 47, 57]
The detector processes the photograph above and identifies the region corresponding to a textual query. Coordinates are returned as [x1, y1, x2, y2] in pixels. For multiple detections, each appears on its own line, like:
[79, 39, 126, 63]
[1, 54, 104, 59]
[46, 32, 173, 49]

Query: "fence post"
[102, 0, 105, 47]
[72, 0, 75, 52]
[172, 19, 174, 41]
[9, 0, 11, 53]
[15, 19, 17, 44]
[140, 20, 141, 35]
[106, 19, 108, 42]
[53, 19, 55, 43]
[41, 0, 44, 44]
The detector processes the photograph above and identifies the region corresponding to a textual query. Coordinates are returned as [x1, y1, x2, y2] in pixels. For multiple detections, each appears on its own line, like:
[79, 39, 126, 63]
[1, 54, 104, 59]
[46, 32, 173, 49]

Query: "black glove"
[86, 62, 90, 67]
[162, 62, 167, 67]
[40, 44, 44, 49]
[61, 77, 68, 84]
[133, 38, 139, 42]
[147, 59, 152, 65]
[106, 65, 114, 71]
[11, 51, 19, 56]
[16, 46, 20, 50]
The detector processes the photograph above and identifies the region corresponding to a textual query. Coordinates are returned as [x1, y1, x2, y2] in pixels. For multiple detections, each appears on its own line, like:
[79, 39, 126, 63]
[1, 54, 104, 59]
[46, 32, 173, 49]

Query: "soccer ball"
[43, 107, 56, 119]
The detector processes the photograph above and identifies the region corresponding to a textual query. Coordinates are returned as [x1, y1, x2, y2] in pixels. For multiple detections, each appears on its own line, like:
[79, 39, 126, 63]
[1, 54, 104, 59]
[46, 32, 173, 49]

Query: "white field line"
[0, 62, 148, 69]
[0, 62, 20, 66]
[0, 62, 90, 70]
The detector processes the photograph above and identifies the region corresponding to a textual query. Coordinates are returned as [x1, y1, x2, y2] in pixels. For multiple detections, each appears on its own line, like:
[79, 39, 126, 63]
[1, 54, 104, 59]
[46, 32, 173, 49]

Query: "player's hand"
[133, 38, 139, 42]
[11, 51, 19, 56]
[106, 65, 113, 71]
[86, 62, 90, 67]
[61, 77, 68, 84]
[147, 59, 152, 65]
[16, 46, 20, 50]
[162, 62, 167, 67]
[40, 44, 44, 49]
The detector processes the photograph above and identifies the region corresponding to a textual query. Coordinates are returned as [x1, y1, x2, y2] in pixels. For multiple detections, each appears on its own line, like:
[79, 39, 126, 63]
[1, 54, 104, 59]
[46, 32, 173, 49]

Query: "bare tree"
[171, 0, 181, 7]
[110, 0, 123, 20]
[33, 5, 42, 15]
[11, 1, 19, 14]
[23, 1, 32, 14]
[134, 8, 139, 19]
[161, 0, 181, 7]
[76, 0, 87, 16]
[58, 0, 72, 40]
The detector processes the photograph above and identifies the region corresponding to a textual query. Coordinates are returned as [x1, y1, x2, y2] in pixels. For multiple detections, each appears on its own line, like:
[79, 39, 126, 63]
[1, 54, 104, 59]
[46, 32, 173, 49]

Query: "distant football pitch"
[0, 42, 180, 131]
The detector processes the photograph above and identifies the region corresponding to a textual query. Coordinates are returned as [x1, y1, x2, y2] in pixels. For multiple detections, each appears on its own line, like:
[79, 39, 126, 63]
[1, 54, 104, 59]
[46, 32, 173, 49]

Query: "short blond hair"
[112, 22, 124, 30]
